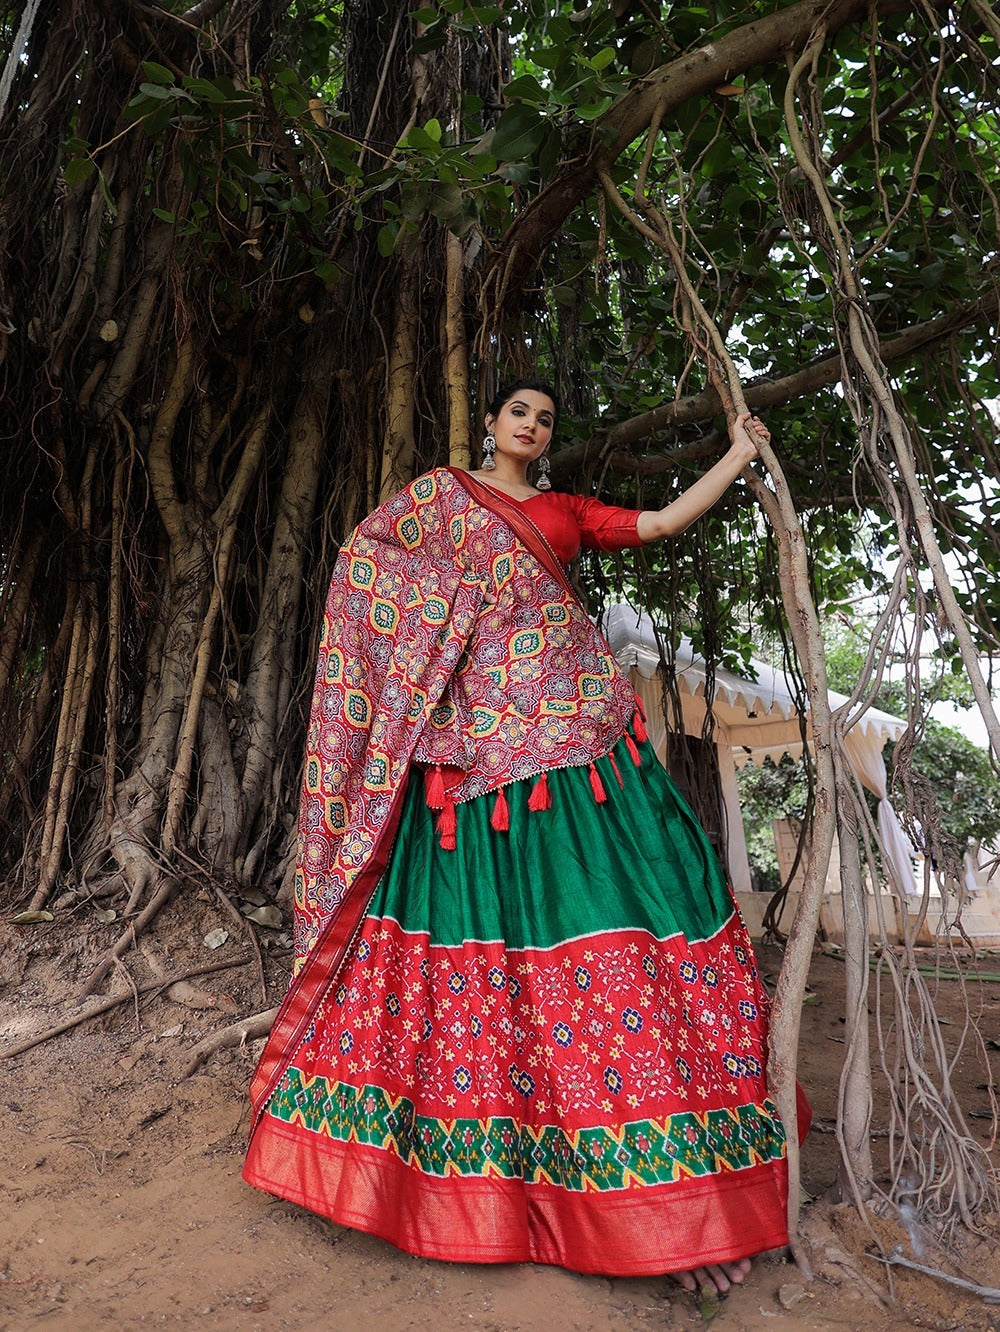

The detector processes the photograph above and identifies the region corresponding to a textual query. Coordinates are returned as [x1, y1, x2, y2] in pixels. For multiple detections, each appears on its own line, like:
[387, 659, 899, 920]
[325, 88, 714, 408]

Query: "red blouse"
[502, 490, 645, 564]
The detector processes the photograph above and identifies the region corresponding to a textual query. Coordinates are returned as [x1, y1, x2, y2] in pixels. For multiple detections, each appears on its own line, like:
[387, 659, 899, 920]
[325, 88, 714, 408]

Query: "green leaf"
[152, 207, 176, 223]
[536, 119, 561, 179]
[624, 35, 661, 76]
[401, 182, 429, 222]
[576, 96, 613, 122]
[402, 124, 440, 151]
[377, 222, 398, 256]
[702, 140, 735, 178]
[63, 157, 95, 186]
[314, 260, 341, 284]
[143, 103, 175, 135]
[225, 146, 261, 176]
[428, 180, 466, 224]
[141, 61, 176, 85]
[124, 96, 165, 123]
[183, 76, 229, 103]
[412, 20, 449, 53]
[504, 74, 548, 105]
[490, 103, 545, 161]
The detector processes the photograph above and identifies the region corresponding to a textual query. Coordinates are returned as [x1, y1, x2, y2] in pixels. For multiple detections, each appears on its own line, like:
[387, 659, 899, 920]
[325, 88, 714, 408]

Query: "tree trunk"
[237, 334, 335, 877]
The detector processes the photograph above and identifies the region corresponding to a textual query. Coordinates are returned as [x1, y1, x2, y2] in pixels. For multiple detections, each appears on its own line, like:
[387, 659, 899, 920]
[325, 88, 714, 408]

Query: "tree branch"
[551, 289, 1000, 475]
[484, 0, 921, 311]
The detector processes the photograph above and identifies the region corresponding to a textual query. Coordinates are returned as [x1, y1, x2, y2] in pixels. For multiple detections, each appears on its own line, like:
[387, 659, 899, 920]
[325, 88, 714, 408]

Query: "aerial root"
[79, 875, 179, 998]
[182, 1005, 279, 1078]
[868, 1249, 1000, 1304]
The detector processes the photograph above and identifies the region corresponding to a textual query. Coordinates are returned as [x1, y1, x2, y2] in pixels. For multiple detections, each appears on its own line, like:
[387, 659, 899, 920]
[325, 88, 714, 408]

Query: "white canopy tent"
[602, 604, 916, 898]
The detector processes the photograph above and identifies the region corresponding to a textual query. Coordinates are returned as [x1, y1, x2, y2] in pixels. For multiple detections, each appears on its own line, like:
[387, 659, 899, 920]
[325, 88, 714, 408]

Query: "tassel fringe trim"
[436, 796, 457, 850]
[491, 787, 510, 831]
[528, 772, 552, 811]
[424, 713, 647, 849]
[425, 764, 446, 808]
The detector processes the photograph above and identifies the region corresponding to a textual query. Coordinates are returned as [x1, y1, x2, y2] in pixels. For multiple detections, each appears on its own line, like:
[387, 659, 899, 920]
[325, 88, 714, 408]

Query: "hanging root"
[778, 24, 999, 1235]
[868, 1250, 1000, 1304]
[598, 158, 840, 1272]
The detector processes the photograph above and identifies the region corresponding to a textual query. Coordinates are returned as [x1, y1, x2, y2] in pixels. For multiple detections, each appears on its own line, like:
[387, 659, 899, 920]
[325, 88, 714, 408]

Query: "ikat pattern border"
[268, 1068, 788, 1193]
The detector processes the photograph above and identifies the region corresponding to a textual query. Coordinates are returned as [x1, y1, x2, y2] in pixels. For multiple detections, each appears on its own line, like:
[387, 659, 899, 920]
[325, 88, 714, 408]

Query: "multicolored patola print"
[264, 913, 785, 1190]
[294, 468, 637, 966]
[268, 1071, 786, 1191]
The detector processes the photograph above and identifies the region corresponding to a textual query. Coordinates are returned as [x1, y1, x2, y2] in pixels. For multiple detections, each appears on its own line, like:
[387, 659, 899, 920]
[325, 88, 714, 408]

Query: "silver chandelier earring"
[481, 432, 497, 470]
[535, 452, 552, 490]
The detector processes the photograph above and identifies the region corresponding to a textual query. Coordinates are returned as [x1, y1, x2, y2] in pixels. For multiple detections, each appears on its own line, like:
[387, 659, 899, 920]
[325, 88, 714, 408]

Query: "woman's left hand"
[729, 410, 770, 464]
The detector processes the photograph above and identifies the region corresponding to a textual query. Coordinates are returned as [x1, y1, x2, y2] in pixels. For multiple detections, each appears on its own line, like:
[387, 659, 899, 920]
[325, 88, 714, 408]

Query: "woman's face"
[485, 390, 556, 465]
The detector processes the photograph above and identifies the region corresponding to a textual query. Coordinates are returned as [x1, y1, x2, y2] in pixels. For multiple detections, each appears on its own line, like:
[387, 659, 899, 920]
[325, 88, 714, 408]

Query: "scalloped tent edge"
[604, 603, 907, 750]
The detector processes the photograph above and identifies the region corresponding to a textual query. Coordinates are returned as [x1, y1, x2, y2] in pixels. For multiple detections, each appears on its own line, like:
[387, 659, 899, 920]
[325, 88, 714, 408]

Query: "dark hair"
[486, 378, 560, 430]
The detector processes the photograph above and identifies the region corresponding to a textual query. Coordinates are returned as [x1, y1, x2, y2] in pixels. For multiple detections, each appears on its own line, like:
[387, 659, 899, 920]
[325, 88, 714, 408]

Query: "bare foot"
[670, 1257, 752, 1295]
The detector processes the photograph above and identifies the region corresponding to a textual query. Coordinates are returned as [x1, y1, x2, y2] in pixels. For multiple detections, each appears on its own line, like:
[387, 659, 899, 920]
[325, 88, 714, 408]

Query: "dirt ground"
[3, 891, 1000, 1332]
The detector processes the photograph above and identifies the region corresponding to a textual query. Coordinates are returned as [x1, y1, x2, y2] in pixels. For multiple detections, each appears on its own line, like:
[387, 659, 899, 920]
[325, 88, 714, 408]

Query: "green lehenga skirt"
[243, 729, 799, 1274]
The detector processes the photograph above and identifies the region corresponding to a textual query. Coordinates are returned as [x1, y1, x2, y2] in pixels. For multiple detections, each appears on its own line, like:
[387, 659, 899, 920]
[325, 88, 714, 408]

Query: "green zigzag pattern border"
[268, 1068, 788, 1193]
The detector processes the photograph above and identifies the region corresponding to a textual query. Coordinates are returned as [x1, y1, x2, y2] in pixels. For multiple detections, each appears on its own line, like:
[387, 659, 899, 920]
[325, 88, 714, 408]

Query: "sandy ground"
[3, 893, 1000, 1332]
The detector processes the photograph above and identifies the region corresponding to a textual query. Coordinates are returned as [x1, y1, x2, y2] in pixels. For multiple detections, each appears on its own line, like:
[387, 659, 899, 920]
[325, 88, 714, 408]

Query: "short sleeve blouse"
[514, 490, 645, 564]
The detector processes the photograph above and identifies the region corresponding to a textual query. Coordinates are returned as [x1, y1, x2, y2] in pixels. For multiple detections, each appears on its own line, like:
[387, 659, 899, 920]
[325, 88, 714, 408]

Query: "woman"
[243, 381, 804, 1294]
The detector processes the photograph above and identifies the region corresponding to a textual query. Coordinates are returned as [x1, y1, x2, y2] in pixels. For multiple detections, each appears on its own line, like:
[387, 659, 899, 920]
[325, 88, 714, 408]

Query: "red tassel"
[437, 796, 456, 850]
[528, 772, 552, 811]
[625, 733, 642, 767]
[425, 765, 446, 809]
[589, 763, 607, 804]
[633, 710, 648, 744]
[491, 788, 510, 832]
[609, 753, 624, 789]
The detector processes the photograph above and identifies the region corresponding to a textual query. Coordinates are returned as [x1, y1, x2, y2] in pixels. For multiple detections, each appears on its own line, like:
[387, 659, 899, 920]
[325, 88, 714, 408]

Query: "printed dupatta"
[248, 466, 638, 1134]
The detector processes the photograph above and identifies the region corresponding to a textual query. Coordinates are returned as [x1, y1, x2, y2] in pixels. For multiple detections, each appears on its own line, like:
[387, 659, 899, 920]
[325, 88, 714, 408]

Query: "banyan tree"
[2, 0, 999, 1275]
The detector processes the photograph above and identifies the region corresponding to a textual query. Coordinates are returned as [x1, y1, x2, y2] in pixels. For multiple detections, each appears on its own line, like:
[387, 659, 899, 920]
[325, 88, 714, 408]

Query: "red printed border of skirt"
[246, 769, 412, 1142]
[244, 1125, 791, 1273]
